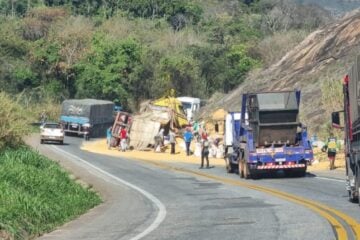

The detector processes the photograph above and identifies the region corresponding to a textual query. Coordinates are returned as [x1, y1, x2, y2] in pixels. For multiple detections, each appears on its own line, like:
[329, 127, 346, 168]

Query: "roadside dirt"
[81, 138, 225, 167]
[81, 139, 345, 172]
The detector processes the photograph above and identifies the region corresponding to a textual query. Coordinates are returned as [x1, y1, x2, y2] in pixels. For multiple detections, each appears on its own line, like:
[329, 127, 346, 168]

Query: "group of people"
[153, 126, 212, 169]
[107, 125, 128, 152]
[106, 123, 213, 169]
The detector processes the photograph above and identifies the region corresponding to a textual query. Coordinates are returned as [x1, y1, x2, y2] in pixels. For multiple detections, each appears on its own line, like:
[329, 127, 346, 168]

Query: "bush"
[0, 92, 31, 150]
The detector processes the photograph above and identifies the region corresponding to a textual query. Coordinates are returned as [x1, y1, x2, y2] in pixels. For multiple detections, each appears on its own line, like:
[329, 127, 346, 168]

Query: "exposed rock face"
[205, 9, 360, 132]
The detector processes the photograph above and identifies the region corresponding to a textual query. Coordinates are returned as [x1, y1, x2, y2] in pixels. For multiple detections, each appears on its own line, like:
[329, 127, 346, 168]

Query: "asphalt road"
[27, 136, 360, 240]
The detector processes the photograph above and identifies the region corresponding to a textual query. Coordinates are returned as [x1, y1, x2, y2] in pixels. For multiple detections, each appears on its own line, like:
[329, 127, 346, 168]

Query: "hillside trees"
[0, 1, 336, 112]
[74, 34, 143, 109]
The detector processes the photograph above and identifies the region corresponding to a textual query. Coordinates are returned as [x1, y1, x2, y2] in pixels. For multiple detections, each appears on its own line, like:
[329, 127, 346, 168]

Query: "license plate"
[275, 158, 286, 162]
[49, 136, 56, 139]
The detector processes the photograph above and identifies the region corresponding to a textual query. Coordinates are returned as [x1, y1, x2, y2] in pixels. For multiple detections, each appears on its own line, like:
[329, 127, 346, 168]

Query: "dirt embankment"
[203, 9, 360, 133]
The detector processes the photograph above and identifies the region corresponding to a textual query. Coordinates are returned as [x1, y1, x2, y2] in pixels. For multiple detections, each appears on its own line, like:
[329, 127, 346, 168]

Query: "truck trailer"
[60, 99, 114, 138]
[225, 90, 313, 178]
[332, 55, 360, 203]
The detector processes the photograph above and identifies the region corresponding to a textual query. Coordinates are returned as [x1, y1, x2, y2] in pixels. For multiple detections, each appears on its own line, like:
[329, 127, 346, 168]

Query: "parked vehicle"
[177, 96, 201, 121]
[40, 122, 64, 144]
[224, 112, 246, 172]
[224, 90, 313, 178]
[60, 99, 114, 138]
[332, 55, 360, 203]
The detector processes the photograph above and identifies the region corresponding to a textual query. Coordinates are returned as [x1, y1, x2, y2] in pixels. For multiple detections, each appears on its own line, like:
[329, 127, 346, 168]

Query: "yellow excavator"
[151, 89, 189, 127]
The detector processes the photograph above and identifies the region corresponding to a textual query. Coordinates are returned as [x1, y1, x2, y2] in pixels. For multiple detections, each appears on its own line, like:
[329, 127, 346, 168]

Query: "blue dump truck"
[224, 90, 313, 178]
[60, 99, 114, 138]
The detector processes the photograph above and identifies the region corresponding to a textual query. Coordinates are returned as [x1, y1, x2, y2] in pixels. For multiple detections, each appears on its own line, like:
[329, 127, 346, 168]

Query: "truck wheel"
[40, 139, 44, 144]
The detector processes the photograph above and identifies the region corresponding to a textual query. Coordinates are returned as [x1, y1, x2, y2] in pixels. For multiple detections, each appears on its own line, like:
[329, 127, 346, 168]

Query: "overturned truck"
[225, 90, 313, 178]
[60, 99, 114, 138]
[128, 97, 188, 150]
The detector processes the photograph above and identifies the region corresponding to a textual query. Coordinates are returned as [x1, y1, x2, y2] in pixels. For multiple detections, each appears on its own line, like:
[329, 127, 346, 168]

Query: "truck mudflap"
[256, 163, 306, 170]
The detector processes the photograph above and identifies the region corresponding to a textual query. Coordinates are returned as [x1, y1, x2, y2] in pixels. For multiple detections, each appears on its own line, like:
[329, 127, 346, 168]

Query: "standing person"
[200, 136, 211, 169]
[119, 126, 127, 152]
[169, 129, 177, 154]
[106, 126, 112, 149]
[154, 128, 164, 152]
[201, 128, 208, 141]
[183, 128, 193, 156]
[322, 134, 339, 170]
[83, 123, 91, 141]
[40, 110, 47, 125]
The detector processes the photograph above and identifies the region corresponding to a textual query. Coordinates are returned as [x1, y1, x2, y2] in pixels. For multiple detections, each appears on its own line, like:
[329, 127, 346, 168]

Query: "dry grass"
[0, 92, 31, 149]
[256, 30, 310, 67]
[101, 16, 206, 53]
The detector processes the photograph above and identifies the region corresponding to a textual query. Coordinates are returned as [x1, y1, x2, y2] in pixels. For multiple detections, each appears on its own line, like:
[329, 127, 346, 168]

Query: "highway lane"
[29, 136, 357, 240]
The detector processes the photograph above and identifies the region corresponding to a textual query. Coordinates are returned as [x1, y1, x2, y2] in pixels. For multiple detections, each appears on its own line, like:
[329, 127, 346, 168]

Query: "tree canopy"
[0, 0, 333, 111]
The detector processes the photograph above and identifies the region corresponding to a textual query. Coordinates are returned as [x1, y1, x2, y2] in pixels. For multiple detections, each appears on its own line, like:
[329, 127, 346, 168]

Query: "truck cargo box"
[247, 91, 300, 146]
[348, 55, 360, 126]
[61, 99, 114, 125]
[60, 99, 114, 138]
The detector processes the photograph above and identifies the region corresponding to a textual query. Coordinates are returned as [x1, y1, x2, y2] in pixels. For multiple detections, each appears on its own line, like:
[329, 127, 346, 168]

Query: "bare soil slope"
[204, 9, 360, 132]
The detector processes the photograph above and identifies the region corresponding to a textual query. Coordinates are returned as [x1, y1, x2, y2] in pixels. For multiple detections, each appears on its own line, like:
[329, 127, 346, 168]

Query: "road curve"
[26, 135, 360, 240]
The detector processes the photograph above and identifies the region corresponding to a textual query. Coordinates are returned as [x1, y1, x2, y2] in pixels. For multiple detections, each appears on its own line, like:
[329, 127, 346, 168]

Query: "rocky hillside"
[203, 9, 360, 134]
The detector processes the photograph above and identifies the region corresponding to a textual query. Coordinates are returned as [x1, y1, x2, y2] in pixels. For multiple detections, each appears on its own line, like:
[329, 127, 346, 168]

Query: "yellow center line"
[138, 159, 359, 240]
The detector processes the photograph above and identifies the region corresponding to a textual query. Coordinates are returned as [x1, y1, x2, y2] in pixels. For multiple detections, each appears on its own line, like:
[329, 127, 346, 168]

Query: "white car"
[40, 122, 64, 144]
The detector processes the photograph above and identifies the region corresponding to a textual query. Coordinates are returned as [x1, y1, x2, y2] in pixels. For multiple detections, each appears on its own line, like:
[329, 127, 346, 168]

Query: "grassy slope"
[0, 147, 102, 240]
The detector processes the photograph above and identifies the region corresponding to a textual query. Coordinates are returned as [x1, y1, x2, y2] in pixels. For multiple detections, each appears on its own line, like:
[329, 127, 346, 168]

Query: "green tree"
[153, 53, 205, 98]
[74, 34, 142, 108]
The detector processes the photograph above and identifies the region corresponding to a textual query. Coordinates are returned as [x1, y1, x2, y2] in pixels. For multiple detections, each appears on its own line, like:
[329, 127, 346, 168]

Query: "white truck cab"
[177, 96, 201, 121]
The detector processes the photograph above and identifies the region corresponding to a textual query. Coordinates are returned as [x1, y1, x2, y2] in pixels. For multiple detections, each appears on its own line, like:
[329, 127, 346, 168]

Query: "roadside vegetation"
[0, 147, 101, 239]
[0, 86, 101, 240]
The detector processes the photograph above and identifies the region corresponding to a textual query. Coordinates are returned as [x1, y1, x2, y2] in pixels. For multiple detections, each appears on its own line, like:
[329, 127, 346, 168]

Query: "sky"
[296, 0, 360, 16]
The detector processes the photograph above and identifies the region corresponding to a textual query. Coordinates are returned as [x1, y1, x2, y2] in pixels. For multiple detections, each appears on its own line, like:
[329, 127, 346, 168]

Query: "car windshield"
[182, 102, 192, 110]
[44, 124, 61, 129]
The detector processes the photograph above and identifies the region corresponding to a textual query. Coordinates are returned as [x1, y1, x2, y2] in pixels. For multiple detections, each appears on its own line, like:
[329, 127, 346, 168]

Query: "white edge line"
[314, 176, 345, 183]
[50, 145, 166, 240]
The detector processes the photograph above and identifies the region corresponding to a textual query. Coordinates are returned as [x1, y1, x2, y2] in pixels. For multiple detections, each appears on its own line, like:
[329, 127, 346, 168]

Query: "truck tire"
[40, 139, 44, 144]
